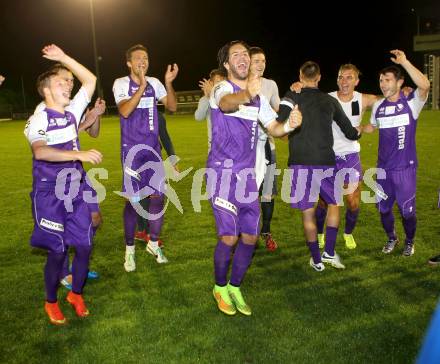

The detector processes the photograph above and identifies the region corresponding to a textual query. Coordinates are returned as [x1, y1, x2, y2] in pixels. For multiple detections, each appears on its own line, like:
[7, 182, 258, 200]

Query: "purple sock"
[315, 205, 327, 234]
[402, 215, 417, 243]
[380, 211, 396, 240]
[71, 245, 92, 295]
[324, 226, 338, 256]
[345, 208, 359, 234]
[148, 195, 164, 241]
[230, 241, 255, 287]
[60, 248, 70, 280]
[214, 241, 233, 286]
[307, 241, 321, 264]
[124, 202, 137, 246]
[45, 251, 67, 303]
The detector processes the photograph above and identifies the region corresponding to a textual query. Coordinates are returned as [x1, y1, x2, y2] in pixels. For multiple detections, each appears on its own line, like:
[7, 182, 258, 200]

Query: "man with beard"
[208, 40, 302, 316]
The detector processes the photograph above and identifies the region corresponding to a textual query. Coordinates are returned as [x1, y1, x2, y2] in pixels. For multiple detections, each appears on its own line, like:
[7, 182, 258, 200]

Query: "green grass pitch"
[0, 111, 439, 363]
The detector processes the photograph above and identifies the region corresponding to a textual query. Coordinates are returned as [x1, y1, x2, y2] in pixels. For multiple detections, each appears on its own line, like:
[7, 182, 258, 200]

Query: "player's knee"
[325, 204, 340, 225]
[317, 198, 327, 209]
[220, 235, 238, 246]
[346, 197, 360, 211]
[75, 244, 93, 258]
[241, 234, 258, 245]
[91, 212, 102, 228]
[379, 208, 393, 216]
[261, 194, 273, 203]
[303, 219, 316, 235]
[400, 206, 416, 220]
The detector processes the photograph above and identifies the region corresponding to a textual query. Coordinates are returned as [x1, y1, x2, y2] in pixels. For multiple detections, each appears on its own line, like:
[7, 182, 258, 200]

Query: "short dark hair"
[126, 44, 148, 62]
[379, 65, 404, 80]
[249, 46, 265, 57]
[36, 69, 59, 98]
[209, 68, 226, 80]
[217, 40, 250, 74]
[300, 61, 320, 80]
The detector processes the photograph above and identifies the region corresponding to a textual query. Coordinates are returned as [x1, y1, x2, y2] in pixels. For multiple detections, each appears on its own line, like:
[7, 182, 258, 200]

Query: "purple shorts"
[376, 166, 416, 217]
[208, 171, 260, 236]
[121, 144, 166, 199]
[30, 185, 93, 254]
[335, 152, 362, 186]
[289, 165, 337, 211]
[83, 174, 100, 213]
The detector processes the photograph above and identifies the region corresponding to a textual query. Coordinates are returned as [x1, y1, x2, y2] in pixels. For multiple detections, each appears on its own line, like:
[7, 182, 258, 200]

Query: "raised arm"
[219, 73, 260, 113]
[42, 44, 96, 99]
[117, 66, 147, 118]
[219, 90, 252, 112]
[362, 93, 381, 110]
[390, 49, 430, 100]
[0, 75, 5, 86]
[79, 98, 106, 137]
[159, 64, 179, 112]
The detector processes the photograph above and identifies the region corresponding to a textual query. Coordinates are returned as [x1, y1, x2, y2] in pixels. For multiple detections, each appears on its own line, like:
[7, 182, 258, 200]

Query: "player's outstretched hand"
[76, 149, 103, 165]
[290, 81, 304, 93]
[165, 64, 179, 84]
[133, 65, 147, 87]
[0, 75, 5, 86]
[246, 71, 261, 99]
[199, 78, 213, 97]
[289, 104, 302, 129]
[93, 98, 106, 115]
[42, 44, 67, 62]
[402, 86, 414, 97]
[390, 49, 407, 65]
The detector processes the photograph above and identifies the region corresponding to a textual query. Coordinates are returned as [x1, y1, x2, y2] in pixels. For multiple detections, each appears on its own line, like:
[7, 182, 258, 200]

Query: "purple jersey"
[113, 76, 167, 150]
[370, 89, 426, 170]
[207, 80, 276, 173]
[24, 87, 90, 186]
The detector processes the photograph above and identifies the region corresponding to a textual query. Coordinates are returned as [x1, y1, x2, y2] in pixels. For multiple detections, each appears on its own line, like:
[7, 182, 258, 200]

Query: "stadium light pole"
[89, 0, 103, 98]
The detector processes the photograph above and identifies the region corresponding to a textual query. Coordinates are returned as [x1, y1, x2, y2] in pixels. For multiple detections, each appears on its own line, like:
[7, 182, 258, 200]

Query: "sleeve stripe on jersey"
[280, 99, 294, 109]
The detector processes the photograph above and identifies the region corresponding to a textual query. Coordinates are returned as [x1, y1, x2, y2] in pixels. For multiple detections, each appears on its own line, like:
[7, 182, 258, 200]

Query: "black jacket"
[277, 88, 360, 166]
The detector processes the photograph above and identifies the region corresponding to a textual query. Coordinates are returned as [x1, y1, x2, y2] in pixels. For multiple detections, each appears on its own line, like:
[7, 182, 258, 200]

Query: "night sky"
[0, 0, 438, 108]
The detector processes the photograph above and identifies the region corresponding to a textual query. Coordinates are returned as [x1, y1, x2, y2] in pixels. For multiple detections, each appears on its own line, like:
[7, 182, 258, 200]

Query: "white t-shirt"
[329, 91, 362, 156]
[25, 87, 90, 145]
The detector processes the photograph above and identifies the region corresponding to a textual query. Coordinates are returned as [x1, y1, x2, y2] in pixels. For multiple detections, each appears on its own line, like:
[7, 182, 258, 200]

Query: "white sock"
[148, 240, 159, 249]
[126, 245, 135, 254]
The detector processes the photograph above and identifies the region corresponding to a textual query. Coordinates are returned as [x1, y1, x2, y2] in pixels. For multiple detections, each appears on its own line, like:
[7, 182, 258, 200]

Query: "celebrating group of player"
[21, 39, 430, 323]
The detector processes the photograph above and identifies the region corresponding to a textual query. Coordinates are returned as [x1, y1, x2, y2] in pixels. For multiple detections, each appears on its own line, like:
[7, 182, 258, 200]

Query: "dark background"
[0, 0, 438, 109]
